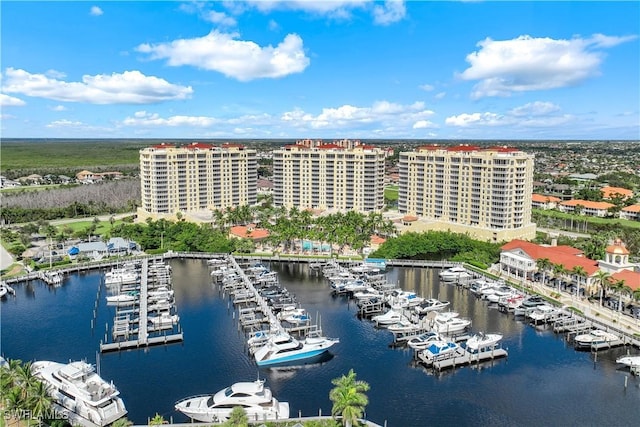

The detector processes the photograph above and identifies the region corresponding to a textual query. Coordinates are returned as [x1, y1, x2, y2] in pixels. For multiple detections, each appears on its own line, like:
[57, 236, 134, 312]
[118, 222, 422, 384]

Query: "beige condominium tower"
[272, 139, 386, 212]
[138, 142, 257, 222]
[398, 144, 536, 242]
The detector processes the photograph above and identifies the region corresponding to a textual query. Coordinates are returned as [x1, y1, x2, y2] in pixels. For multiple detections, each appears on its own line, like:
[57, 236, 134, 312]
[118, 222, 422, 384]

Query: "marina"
[2, 258, 640, 426]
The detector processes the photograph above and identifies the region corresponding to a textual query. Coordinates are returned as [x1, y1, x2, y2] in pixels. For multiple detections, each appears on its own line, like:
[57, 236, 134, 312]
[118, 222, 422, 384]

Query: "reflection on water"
[1, 259, 639, 426]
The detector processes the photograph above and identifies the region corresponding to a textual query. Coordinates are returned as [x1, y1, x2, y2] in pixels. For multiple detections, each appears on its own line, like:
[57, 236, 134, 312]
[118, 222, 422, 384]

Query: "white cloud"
[241, 1, 405, 25]
[90, 6, 103, 16]
[51, 105, 67, 111]
[372, 0, 406, 25]
[434, 92, 446, 100]
[2, 68, 193, 104]
[0, 93, 26, 106]
[123, 111, 218, 127]
[445, 112, 504, 127]
[509, 101, 560, 117]
[136, 31, 310, 81]
[46, 119, 83, 128]
[413, 120, 437, 129]
[122, 111, 275, 128]
[280, 100, 433, 130]
[268, 19, 280, 31]
[460, 34, 637, 99]
[203, 10, 237, 27]
[445, 101, 575, 129]
[419, 84, 434, 91]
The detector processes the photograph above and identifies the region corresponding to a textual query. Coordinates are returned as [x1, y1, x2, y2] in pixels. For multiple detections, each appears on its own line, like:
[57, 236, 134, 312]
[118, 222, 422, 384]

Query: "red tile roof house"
[229, 224, 270, 251]
[620, 204, 640, 221]
[531, 194, 561, 210]
[558, 199, 615, 217]
[500, 240, 600, 296]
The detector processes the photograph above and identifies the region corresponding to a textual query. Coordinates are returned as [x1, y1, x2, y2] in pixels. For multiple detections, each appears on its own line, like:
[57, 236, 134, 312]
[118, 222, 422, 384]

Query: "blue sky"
[1, 1, 639, 140]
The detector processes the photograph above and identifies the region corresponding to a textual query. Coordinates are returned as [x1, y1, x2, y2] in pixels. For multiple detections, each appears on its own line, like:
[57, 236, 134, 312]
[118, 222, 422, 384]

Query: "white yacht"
[413, 298, 450, 315]
[616, 355, 640, 369]
[371, 308, 404, 327]
[430, 312, 471, 334]
[439, 266, 471, 282]
[407, 332, 444, 350]
[465, 332, 503, 353]
[31, 360, 127, 427]
[175, 379, 290, 423]
[574, 329, 624, 350]
[253, 332, 339, 367]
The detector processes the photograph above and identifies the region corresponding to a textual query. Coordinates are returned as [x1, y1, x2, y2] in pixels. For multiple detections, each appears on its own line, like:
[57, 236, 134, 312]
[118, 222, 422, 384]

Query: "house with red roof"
[601, 186, 633, 201]
[558, 199, 615, 217]
[229, 224, 270, 242]
[532, 194, 561, 210]
[500, 239, 599, 295]
[620, 204, 640, 221]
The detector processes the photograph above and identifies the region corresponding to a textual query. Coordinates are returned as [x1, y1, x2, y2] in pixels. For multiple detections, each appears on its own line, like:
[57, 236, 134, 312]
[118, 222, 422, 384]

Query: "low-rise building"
[558, 199, 615, 217]
[532, 194, 561, 210]
[620, 204, 640, 221]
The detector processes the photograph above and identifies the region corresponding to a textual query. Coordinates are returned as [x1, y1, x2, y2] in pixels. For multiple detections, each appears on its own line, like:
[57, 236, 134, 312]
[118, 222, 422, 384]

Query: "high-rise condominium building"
[273, 140, 386, 212]
[138, 142, 257, 221]
[398, 145, 536, 241]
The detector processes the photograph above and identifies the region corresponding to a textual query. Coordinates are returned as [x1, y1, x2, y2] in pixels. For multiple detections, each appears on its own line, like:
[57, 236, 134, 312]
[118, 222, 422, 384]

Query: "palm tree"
[552, 263, 568, 293]
[28, 380, 52, 418]
[149, 413, 166, 425]
[610, 279, 630, 312]
[536, 258, 552, 285]
[330, 369, 370, 427]
[571, 266, 588, 298]
[112, 418, 134, 427]
[593, 270, 611, 306]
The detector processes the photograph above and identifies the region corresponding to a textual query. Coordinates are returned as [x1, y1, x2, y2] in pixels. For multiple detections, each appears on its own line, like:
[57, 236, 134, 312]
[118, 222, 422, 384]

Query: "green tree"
[552, 263, 568, 293]
[224, 406, 248, 426]
[148, 413, 166, 425]
[330, 369, 370, 427]
[593, 270, 611, 305]
[536, 258, 552, 285]
[571, 265, 588, 298]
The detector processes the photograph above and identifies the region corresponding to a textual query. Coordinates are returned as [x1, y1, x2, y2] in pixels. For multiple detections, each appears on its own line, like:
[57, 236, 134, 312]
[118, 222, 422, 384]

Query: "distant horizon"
[1, 137, 639, 143]
[1, 2, 638, 140]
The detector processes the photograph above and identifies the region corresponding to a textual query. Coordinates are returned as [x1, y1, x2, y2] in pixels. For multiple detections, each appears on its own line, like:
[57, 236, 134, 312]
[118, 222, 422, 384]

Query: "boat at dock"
[616, 355, 640, 369]
[253, 332, 339, 367]
[31, 360, 127, 427]
[574, 329, 624, 350]
[174, 379, 290, 423]
[439, 266, 471, 282]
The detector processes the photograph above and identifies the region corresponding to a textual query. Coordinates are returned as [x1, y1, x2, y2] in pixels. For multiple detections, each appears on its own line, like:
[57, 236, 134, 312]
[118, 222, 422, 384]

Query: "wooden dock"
[100, 258, 183, 353]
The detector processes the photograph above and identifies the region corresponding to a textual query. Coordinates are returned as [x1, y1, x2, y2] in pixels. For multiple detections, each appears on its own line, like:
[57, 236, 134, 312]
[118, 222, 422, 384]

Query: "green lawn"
[533, 208, 640, 229]
[384, 185, 399, 201]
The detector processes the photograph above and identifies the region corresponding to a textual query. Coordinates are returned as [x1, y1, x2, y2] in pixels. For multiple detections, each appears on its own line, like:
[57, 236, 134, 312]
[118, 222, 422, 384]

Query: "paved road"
[0, 244, 14, 271]
[537, 227, 591, 239]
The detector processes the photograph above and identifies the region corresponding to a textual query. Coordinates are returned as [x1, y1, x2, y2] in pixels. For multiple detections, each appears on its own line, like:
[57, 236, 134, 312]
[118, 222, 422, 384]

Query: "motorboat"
[0, 283, 8, 299]
[464, 332, 503, 353]
[388, 290, 424, 309]
[418, 340, 461, 365]
[484, 285, 515, 303]
[371, 309, 404, 327]
[574, 329, 623, 350]
[106, 292, 138, 305]
[407, 332, 444, 350]
[513, 296, 547, 316]
[430, 312, 471, 334]
[175, 379, 290, 423]
[352, 287, 384, 303]
[31, 360, 127, 426]
[148, 312, 179, 327]
[527, 304, 559, 324]
[253, 332, 339, 367]
[616, 355, 640, 369]
[413, 298, 450, 315]
[439, 266, 471, 282]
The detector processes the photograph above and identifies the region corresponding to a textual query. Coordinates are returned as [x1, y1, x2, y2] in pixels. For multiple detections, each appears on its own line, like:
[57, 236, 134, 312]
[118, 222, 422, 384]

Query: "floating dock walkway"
[100, 258, 183, 352]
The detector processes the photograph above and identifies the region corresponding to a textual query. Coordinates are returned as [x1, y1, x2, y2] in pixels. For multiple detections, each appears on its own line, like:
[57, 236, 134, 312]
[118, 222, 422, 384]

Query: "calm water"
[1, 259, 639, 426]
